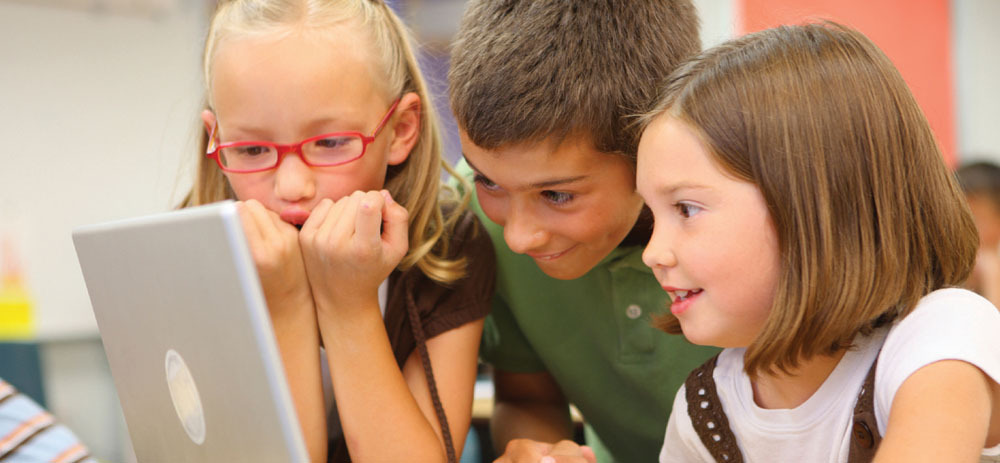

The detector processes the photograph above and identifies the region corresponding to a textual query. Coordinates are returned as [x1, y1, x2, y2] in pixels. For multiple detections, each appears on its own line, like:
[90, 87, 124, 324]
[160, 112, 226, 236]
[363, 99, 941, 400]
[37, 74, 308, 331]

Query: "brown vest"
[683, 354, 881, 462]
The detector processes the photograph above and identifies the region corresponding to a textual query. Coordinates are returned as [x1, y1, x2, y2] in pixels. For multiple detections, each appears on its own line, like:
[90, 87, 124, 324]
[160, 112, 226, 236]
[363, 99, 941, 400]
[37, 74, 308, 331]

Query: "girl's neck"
[750, 349, 848, 410]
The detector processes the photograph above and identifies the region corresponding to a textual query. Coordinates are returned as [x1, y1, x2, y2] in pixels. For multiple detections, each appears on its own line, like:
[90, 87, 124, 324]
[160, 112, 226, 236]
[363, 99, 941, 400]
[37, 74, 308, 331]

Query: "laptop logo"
[165, 349, 207, 445]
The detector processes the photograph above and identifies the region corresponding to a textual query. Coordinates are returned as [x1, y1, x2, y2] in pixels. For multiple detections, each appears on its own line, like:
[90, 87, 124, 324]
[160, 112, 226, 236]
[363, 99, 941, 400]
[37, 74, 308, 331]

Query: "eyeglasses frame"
[205, 99, 401, 173]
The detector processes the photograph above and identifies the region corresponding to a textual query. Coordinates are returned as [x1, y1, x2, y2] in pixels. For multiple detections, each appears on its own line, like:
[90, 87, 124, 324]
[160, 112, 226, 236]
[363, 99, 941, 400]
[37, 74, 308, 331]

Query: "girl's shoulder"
[875, 288, 1000, 428]
[882, 288, 998, 353]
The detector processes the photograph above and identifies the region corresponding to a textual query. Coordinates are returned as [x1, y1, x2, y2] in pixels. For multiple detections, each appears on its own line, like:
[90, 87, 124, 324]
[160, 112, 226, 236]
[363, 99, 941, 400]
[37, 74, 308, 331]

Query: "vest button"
[853, 420, 874, 449]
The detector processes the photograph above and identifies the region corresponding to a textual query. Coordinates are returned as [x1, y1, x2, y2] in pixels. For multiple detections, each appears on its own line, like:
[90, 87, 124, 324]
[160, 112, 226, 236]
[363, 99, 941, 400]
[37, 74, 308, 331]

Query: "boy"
[957, 160, 1000, 306]
[448, 1, 719, 462]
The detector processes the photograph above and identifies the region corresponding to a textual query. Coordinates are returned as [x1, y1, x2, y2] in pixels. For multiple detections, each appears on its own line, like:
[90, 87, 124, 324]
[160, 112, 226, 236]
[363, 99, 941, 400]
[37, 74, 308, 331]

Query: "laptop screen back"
[72, 201, 308, 462]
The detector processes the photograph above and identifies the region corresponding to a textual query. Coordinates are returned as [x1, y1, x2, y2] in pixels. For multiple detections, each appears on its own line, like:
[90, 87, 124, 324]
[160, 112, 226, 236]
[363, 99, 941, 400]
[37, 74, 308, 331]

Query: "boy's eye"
[473, 174, 500, 191]
[542, 190, 574, 205]
[676, 202, 702, 218]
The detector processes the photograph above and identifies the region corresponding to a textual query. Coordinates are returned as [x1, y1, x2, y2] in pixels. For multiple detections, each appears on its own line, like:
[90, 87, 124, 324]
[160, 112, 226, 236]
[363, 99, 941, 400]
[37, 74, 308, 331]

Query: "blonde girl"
[637, 23, 1000, 462]
[181, 1, 494, 462]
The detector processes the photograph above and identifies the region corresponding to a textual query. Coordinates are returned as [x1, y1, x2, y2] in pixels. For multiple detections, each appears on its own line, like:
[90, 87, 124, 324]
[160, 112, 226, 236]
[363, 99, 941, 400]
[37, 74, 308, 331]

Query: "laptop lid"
[72, 201, 308, 462]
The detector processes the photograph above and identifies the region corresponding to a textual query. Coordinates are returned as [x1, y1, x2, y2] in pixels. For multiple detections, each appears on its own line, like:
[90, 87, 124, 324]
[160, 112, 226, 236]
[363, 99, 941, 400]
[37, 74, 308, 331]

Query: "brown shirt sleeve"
[382, 209, 496, 368]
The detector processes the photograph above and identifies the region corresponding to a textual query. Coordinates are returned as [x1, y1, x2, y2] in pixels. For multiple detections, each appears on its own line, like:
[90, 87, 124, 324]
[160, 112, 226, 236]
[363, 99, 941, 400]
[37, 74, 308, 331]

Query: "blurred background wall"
[0, 0, 997, 460]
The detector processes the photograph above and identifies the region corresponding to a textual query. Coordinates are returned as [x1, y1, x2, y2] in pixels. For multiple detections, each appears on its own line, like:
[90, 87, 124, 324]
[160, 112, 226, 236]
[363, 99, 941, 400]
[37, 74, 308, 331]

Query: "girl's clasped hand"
[298, 190, 409, 313]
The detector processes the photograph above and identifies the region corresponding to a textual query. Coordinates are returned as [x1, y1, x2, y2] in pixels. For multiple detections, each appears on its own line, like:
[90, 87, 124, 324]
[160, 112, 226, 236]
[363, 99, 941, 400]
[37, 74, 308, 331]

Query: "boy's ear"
[386, 92, 421, 166]
[201, 109, 217, 134]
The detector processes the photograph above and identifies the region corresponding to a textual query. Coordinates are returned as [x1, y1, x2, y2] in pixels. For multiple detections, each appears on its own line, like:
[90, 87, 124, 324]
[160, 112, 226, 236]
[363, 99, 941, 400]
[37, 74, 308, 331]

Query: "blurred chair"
[0, 341, 46, 407]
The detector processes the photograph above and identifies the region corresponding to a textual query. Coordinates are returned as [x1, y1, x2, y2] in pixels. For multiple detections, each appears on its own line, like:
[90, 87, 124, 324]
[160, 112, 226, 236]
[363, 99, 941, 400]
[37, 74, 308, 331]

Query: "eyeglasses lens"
[218, 134, 365, 171]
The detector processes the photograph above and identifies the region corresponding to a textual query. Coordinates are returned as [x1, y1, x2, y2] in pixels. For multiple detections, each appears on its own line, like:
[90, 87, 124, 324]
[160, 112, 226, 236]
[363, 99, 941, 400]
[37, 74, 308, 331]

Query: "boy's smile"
[461, 132, 644, 280]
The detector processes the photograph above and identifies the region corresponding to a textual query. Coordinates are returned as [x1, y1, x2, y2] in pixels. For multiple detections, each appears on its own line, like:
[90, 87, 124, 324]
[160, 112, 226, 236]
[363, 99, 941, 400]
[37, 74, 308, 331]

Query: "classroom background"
[1, 0, 998, 461]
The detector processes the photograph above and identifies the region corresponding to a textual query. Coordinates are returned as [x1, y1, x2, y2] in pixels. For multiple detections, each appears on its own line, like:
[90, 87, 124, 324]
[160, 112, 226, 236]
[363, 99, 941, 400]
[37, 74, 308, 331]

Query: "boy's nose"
[503, 206, 549, 254]
[273, 153, 315, 202]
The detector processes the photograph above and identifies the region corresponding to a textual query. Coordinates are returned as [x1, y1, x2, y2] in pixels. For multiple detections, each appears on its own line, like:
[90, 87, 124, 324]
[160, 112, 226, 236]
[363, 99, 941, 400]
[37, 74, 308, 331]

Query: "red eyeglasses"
[206, 99, 400, 173]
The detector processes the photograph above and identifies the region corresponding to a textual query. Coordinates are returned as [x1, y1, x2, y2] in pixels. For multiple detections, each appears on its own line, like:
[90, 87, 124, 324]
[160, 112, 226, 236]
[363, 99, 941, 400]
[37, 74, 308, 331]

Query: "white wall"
[0, 0, 206, 340]
[0, 1, 207, 460]
[694, 0, 739, 48]
[953, 0, 1000, 163]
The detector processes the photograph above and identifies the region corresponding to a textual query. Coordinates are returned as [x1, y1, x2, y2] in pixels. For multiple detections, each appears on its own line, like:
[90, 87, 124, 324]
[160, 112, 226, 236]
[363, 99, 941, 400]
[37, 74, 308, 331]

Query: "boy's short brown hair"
[448, 0, 700, 160]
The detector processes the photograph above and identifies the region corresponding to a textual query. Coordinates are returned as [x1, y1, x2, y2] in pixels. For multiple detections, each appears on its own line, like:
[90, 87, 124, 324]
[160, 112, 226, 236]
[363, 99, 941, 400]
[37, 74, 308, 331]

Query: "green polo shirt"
[454, 161, 719, 463]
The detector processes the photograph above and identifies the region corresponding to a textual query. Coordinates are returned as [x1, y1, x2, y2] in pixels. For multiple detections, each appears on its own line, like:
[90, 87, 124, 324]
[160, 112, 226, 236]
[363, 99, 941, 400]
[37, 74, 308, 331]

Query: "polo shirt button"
[626, 304, 642, 319]
[852, 420, 874, 449]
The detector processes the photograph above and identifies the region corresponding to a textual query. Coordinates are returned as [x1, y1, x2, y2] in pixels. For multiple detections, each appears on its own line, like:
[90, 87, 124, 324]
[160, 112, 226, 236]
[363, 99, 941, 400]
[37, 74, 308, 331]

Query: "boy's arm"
[874, 359, 999, 462]
[491, 369, 575, 451]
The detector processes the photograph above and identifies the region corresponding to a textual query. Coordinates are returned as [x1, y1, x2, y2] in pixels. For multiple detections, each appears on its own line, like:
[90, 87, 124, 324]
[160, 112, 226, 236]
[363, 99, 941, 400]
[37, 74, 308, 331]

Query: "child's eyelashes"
[473, 174, 500, 191]
[474, 173, 574, 205]
[233, 145, 272, 157]
[674, 201, 702, 218]
[541, 190, 574, 205]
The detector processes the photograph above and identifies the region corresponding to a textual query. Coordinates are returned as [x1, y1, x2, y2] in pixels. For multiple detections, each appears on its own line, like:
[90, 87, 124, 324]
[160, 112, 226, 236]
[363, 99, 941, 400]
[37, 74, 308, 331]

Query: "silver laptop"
[72, 201, 308, 463]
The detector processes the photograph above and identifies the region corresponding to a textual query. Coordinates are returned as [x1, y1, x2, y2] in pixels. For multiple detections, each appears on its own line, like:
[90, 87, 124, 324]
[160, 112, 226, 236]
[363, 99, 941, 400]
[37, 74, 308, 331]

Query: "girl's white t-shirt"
[660, 288, 1000, 463]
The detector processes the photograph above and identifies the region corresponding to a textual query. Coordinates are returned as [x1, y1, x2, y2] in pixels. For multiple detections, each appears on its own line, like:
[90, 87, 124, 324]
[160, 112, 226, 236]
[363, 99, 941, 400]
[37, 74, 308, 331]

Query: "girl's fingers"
[331, 191, 364, 240]
[380, 190, 409, 255]
[315, 194, 350, 242]
[355, 191, 386, 250]
[301, 198, 333, 236]
[245, 199, 299, 244]
[243, 199, 280, 238]
[235, 200, 263, 245]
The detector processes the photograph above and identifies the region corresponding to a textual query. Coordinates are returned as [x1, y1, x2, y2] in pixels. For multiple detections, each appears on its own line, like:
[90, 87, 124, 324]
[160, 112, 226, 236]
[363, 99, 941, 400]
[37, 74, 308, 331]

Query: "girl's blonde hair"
[182, 0, 469, 284]
[640, 22, 978, 376]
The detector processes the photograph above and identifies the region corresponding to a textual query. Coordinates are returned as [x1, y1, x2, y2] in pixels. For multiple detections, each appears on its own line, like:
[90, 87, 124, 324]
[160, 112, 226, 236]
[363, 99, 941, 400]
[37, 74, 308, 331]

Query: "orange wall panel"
[738, 0, 956, 165]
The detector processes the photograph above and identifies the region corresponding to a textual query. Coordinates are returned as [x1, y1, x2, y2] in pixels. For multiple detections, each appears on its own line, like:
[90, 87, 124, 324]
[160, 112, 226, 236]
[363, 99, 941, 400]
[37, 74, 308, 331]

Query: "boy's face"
[461, 131, 645, 280]
[966, 193, 1000, 250]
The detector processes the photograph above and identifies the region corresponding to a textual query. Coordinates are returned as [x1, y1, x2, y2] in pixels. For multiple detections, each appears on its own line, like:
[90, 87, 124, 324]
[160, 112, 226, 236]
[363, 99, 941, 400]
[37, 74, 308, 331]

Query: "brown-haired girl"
[637, 23, 1000, 462]
[181, 1, 494, 462]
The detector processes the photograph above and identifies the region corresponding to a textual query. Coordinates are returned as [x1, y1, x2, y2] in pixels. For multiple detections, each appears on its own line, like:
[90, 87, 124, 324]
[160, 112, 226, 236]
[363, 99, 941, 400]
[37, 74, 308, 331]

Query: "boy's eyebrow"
[528, 176, 588, 189]
[463, 154, 588, 189]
